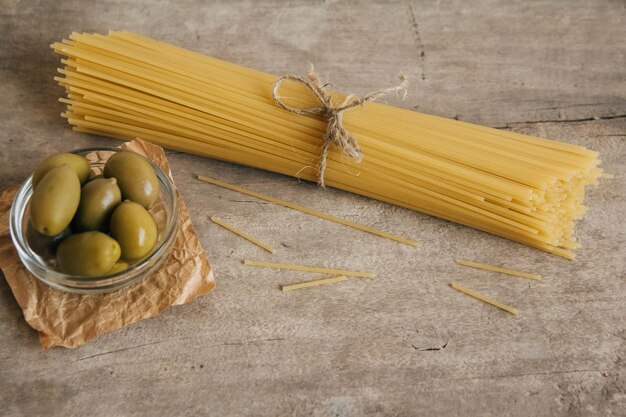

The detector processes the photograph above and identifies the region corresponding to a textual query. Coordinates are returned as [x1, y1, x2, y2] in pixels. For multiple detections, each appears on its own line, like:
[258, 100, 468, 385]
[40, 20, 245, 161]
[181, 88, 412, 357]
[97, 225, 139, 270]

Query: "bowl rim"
[9, 146, 179, 289]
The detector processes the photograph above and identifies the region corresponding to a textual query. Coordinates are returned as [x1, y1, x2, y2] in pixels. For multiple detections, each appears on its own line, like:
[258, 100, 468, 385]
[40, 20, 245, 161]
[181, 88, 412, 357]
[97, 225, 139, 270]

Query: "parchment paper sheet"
[0, 138, 215, 349]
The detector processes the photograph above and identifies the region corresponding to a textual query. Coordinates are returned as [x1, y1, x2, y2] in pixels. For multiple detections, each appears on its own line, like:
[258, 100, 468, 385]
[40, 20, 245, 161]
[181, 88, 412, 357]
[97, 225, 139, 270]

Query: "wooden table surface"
[1, 1, 624, 416]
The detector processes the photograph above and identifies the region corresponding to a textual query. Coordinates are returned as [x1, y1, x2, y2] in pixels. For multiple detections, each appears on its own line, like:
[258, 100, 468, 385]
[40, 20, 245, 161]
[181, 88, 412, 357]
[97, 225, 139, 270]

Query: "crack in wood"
[204, 337, 286, 349]
[76, 339, 174, 361]
[228, 199, 270, 205]
[448, 367, 618, 382]
[407, 1, 426, 81]
[493, 114, 626, 129]
[534, 102, 620, 111]
[412, 342, 448, 351]
[76, 337, 286, 361]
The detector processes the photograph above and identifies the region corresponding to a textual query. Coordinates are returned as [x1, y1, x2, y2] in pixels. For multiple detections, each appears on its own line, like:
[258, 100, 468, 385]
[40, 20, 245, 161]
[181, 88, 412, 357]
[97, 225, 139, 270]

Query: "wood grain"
[0, 1, 624, 416]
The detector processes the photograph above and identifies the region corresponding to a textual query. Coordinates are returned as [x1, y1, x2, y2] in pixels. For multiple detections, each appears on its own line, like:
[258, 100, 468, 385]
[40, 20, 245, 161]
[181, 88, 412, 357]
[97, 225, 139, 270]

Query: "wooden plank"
[0, 1, 624, 416]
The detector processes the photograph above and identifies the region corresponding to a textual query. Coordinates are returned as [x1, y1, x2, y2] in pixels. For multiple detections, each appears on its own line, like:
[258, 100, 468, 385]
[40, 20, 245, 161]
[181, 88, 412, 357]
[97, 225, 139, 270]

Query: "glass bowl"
[9, 146, 179, 294]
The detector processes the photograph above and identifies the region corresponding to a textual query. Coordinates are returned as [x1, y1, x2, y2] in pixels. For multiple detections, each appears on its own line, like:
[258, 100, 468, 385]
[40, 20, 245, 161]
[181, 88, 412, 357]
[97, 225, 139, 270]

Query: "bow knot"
[272, 68, 407, 187]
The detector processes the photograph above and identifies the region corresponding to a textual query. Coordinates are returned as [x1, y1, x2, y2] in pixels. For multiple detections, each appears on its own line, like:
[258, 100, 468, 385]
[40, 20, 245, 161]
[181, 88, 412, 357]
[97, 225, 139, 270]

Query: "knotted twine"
[272, 67, 408, 187]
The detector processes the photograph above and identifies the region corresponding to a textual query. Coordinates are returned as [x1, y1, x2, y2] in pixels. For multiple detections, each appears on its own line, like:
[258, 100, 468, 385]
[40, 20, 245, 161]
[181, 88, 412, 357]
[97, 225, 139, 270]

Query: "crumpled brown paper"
[0, 138, 215, 349]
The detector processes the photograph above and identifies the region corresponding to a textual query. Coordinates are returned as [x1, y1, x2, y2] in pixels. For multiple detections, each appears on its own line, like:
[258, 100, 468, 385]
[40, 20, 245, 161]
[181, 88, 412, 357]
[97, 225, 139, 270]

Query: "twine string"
[272, 67, 407, 187]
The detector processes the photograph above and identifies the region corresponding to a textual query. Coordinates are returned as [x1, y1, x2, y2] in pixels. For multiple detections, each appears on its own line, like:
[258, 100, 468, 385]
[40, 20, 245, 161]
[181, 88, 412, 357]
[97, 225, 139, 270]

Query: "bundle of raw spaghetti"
[52, 31, 605, 259]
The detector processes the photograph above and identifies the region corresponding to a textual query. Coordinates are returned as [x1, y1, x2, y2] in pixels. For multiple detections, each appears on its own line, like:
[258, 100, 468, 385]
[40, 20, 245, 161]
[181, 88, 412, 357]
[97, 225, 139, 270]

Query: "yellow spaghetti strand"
[455, 259, 542, 281]
[243, 260, 374, 278]
[450, 282, 519, 315]
[198, 176, 419, 247]
[210, 216, 274, 253]
[280, 275, 348, 292]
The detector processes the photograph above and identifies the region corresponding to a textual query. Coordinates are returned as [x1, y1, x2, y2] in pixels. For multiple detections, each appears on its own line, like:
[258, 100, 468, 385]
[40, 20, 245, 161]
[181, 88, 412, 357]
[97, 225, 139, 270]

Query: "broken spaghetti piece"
[450, 282, 519, 315]
[198, 176, 418, 247]
[244, 260, 374, 278]
[210, 216, 274, 253]
[455, 259, 541, 281]
[280, 275, 348, 292]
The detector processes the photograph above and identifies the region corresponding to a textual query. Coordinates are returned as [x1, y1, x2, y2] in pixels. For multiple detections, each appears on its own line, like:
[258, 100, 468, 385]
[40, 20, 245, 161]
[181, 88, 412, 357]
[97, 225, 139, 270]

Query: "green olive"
[56, 232, 121, 276]
[32, 153, 90, 187]
[73, 178, 122, 232]
[107, 261, 129, 274]
[110, 200, 158, 260]
[26, 221, 71, 257]
[103, 151, 159, 209]
[30, 165, 81, 236]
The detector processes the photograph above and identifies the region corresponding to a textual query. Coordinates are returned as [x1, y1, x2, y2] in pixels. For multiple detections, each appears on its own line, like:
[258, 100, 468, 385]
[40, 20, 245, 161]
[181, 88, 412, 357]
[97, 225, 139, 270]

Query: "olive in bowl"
[9, 147, 178, 293]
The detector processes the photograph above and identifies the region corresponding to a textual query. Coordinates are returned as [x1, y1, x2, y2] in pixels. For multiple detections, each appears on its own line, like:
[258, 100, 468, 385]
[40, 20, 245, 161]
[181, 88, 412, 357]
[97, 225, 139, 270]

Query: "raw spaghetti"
[52, 31, 605, 258]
